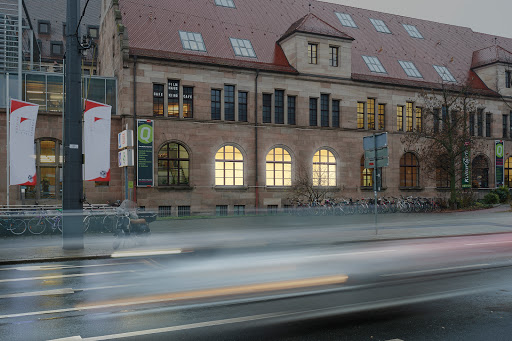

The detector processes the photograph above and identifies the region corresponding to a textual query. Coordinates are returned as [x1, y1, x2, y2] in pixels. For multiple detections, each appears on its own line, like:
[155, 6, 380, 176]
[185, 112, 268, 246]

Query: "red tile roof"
[278, 13, 354, 42]
[119, 0, 512, 92]
[471, 45, 512, 69]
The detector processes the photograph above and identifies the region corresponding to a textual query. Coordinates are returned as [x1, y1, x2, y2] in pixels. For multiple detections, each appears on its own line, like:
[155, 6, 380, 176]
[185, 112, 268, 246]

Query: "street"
[1, 226, 512, 340]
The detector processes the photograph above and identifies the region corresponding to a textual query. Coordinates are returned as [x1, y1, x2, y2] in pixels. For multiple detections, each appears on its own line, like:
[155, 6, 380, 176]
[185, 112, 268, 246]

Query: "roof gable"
[471, 45, 512, 69]
[279, 13, 354, 42]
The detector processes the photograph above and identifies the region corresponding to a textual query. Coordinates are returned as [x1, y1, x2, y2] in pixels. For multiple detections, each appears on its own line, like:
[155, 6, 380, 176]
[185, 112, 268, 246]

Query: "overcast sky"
[320, 0, 512, 39]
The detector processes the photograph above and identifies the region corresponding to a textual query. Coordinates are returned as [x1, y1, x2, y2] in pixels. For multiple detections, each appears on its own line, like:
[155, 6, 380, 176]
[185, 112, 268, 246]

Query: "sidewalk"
[1, 205, 511, 265]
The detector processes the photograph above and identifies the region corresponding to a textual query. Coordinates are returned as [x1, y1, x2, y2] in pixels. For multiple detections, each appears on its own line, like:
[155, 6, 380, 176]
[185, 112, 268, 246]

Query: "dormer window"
[362, 55, 386, 73]
[215, 0, 235, 8]
[230, 38, 256, 58]
[329, 46, 339, 67]
[179, 31, 206, 52]
[370, 19, 391, 34]
[399, 60, 422, 78]
[38, 20, 50, 34]
[433, 65, 456, 82]
[402, 24, 423, 39]
[308, 43, 318, 64]
[335, 12, 357, 28]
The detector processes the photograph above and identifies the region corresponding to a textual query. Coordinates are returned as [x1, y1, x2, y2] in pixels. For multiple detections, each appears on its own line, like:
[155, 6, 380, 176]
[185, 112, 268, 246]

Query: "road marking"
[0, 288, 75, 299]
[0, 270, 135, 283]
[465, 240, 512, 246]
[77, 284, 138, 292]
[380, 263, 490, 277]
[111, 249, 184, 258]
[0, 261, 144, 272]
[306, 249, 397, 259]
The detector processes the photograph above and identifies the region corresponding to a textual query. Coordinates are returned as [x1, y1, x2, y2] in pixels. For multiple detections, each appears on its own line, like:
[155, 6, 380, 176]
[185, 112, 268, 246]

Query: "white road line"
[111, 249, 183, 258]
[0, 261, 145, 272]
[0, 288, 75, 299]
[465, 240, 512, 246]
[77, 284, 138, 292]
[380, 263, 490, 277]
[0, 270, 135, 283]
[306, 249, 397, 259]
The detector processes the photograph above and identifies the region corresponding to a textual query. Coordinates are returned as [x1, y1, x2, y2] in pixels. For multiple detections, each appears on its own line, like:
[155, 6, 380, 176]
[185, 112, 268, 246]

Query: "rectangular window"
[367, 98, 375, 130]
[378, 104, 385, 130]
[469, 113, 475, 136]
[357, 102, 365, 129]
[399, 60, 422, 78]
[153, 84, 164, 117]
[38, 21, 50, 34]
[275, 90, 284, 124]
[215, 0, 235, 8]
[434, 109, 440, 133]
[486, 113, 492, 137]
[416, 107, 422, 131]
[335, 12, 358, 28]
[51, 42, 63, 56]
[397, 106, 404, 131]
[406, 102, 413, 132]
[309, 98, 318, 126]
[402, 24, 423, 39]
[288, 96, 296, 125]
[433, 65, 456, 83]
[230, 38, 256, 58]
[503, 115, 508, 138]
[183, 87, 193, 118]
[267, 205, 278, 215]
[477, 109, 483, 137]
[506, 71, 511, 88]
[179, 31, 206, 52]
[87, 25, 99, 39]
[510, 111, 512, 138]
[321, 94, 330, 127]
[158, 206, 172, 217]
[238, 91, 248, 122]
[224, 85, 235, 121]
[263, 94, 272, 123]
[178, 206, 191, 217]
[211, 89, 221, 120]
[308, 43, 318, 64]
[332, 100, 340, 128]
[370, 18, 391, 34]
[442, 106, 448, 130]
[362, 55, 386, 73]
[329, 46, 339, 67]
[234, 205, 245, 216]
[168, 80, 179, 117]
[216, 205, 228, 216]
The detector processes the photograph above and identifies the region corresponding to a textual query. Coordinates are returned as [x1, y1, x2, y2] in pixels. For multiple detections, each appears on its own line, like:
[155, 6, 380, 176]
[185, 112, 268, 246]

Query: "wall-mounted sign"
[462, 141, 471, 188]
[137, 119, 154, 187]
[496, 140, 504, 187]
[118, 130, 133, 149]
[118, 149, 134, 167]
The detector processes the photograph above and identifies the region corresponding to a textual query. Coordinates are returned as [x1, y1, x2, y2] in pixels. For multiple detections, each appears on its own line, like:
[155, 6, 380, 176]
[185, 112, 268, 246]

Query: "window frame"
[367, 98, 375, 130]
[50, 41, 63, 56]
[399, 60, 423, 78]
[309, 97, 318, 127]
[182, 86, 194, 118]
[288, 96, 296, 125]
[400, 152, 420, 188]
[87, 25, 99, 39]
[506, 70, 511, 89]
[433, 65, 456, 83]
[215, 145, 244, 187]
[153, 83, 164, 117]
[308, 43, 318, 64]
[406, 102, 413, 132]
[402, 24, 423, 39]
[332, 99, 340, 128]
[321, 94, 330, 127]
[238, 91, 248, 122]
[335, 12, 358, 28]
[357, 102, 365, 129]
[329, 46, 339, 67]
[275, 90, 285, 124]
[265, 147, 292, 187]
[312, 149, 337, 187]
[224, 85, 235, 121]
[38, 20, 50, 35]
[230, 37, 257, 58]
[215, 0, 236, 8]
[262, 93, 272, 123]
[157, 142, 190, 187]
[378, 103, 385, 130]
[211, 89, 222, 120]
[179, 31, 207, 52]
[362, 55, 387, 74]
[168, 80, 180, 118]
[370, 18, 391, 34]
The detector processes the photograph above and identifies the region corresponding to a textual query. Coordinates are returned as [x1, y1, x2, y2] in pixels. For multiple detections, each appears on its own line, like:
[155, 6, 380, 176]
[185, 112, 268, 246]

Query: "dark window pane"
[309, 98, 317, 126]
[321, 94, 329, 127]
[225, 85, 235, 121]
[288, 96, 296, 125]
[275, 90, 284, 124]
[332, 100, 340, 128]
[263, 94, 272, 123]
[238, 91, 248, 122]
[211, 89, 221, 120]
[153, 84, 164, 117]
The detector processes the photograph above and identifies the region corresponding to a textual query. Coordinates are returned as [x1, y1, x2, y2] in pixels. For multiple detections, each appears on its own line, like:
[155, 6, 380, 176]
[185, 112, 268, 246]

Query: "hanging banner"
[137, 119, 154, 187]
[9, 99, 39, 186]
[495, 140, 504, 187]
[461, 140, 471, 188]
[84, 100, 111, 181]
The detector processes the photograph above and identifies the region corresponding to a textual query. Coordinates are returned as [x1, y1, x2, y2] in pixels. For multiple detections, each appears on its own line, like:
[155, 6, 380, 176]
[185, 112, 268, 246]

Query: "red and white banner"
[9, 99, 39, 186]
[84, 100, 111, 181]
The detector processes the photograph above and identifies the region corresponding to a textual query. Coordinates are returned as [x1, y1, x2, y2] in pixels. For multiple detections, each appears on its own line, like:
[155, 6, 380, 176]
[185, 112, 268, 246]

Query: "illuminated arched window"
[313, 149, 336, 187]
[266, 147, 292, 186]
[158, 142, 189, 186]
[472, 155, 489, 188]
[505, 157, 512, 188]
[400, 152, 419, 187]
[215, 145, 244, 186]
[360, 155, 373, 187]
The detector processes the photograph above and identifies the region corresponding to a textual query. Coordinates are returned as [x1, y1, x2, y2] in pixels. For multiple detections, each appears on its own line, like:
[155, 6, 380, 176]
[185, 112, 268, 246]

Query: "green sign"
[137, 120, 154, 187]
[128, 181, 134, 189]
[462, 141, 471, 188]
[496, 140, 504, 187]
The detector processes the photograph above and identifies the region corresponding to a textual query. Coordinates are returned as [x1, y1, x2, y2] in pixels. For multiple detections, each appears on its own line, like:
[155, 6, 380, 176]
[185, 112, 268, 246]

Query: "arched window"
[436, 154, 450, 189]
[472, 155, 489, 188]
[400, 152, 419, 187]
[24, 139, 63, 200]
[266, 147, 292, 186]
[505, 157, 512, 188]
[215, 145, 244, 186]
[158, 142, 189, 186]
[313, 149, 336, 187]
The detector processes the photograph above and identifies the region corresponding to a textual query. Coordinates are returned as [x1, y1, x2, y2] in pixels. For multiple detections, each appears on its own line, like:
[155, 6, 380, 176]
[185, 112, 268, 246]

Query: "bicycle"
[0, 212, 27, 235]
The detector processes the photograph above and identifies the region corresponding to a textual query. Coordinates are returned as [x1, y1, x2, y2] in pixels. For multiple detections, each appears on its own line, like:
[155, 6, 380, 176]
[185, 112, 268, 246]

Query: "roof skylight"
[179, 31, 206, 52]
[370, 18, 391, 34]
[335, 12, 357, 28]
[402, 24, 423, 39]
[399, 60, 422, 78]
[215, 0, 235, 8]
[433, 65, 456, 82]
[362, 55, 387, 74]
[230, 38, 256, 58]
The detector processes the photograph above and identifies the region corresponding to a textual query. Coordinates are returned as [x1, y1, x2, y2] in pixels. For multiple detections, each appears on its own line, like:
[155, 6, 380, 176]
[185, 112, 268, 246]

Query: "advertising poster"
[461, 141, 471, 188]
[137, 119, 154, 187]
[495, 140, 504, 187]
[84, 100, 111, 181]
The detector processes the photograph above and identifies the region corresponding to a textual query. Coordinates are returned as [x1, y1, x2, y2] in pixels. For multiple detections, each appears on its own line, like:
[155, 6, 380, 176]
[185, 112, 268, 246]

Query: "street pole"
[373, 133, 378, 235]
[62, 0, 83, 249]
[6, 73, 9, 207]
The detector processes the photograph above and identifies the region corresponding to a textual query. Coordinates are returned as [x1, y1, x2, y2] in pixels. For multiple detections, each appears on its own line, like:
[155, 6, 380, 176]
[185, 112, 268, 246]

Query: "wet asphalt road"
[1, 233, 512, 341]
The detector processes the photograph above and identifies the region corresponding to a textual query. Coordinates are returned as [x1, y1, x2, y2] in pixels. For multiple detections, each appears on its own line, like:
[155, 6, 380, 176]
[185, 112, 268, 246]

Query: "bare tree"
[402, 81, 484, 208]
[287, 162, 336, 204]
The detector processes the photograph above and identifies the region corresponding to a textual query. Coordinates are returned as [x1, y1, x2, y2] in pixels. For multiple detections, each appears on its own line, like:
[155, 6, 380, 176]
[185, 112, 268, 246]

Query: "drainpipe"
[254, 70, 259, 213]
[132, 55, 137, 202]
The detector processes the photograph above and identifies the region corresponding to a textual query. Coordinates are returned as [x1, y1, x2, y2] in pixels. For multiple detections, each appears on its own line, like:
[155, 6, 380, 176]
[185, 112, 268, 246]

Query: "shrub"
[493, 186, 510, 203]
[483, 192, 500, 205]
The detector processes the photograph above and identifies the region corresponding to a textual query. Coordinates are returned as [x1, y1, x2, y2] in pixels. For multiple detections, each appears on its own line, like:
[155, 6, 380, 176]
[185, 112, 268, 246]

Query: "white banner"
[84, 100, 111, 181]
[9, 99, 39, 186]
